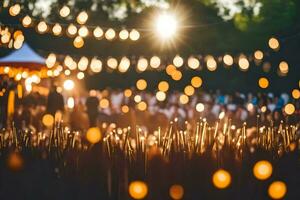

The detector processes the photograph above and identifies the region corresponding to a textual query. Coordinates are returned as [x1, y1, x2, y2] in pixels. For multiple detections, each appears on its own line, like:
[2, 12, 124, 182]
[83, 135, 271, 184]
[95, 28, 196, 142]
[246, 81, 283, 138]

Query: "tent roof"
[0, 43, 45, 68]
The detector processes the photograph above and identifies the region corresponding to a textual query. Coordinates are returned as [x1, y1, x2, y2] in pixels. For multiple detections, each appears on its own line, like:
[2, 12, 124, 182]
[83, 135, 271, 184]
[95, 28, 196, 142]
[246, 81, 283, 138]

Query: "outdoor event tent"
[0, 43, 45, 69]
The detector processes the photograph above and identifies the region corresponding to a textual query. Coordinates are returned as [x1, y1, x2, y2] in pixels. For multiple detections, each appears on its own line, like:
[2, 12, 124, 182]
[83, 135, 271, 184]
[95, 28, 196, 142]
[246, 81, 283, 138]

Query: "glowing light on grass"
[169, 184, 184, 200]
[129, 181, 148, 199]
[86, 127, 102, 144]
[268, 181, 287, 199]
[42, 114, 54, 127]
[212, 169, 231, 189]
[253, 160, 273, 180]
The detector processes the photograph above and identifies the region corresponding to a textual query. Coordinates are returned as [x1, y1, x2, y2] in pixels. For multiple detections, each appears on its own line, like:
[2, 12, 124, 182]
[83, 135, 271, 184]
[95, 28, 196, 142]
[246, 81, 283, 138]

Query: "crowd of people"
[1, 78, 298, 133]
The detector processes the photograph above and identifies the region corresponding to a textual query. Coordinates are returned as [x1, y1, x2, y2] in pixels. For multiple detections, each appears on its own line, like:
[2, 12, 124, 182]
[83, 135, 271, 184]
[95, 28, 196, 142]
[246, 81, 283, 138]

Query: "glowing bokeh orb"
[60, 5, 70, 17]
[22, 15, 32, 27]
[173, 55, 184, 67]
[238, 57, 250, 71]
[124, 89, 132, 97]
[223, 54, 234, 66]
[136, 79, 147, 91]
[191, 76, 202, 88]
[279, 61, 289, 74]
[254, 50, 264, 60]
[258, 77, 269, 89]
[67, 24, 78, 36]
[292, 89, 300, 99]
[268, 37, 280, 50]
[121, 105, 130, 113]
[212, 169, 231, 189]
[63, 79, 75, 90]
[196, 103, 205, 112]
[169, 184, 184, 200]
[253, 160, 273, 180]
[9, 4, 21, 16]
[150, 56, 161, 69]
[155, 13, 177, 39]
[77, 11, 88, 24]
[156, 91, 166, 101]
[184, 85, 195, 96]
[86, 127, 102, 144]
[119, 29, 129, 40]
[100, 99, 110, 109]
[284, 103, 295, 115]
[158, 81, 169, 92]
[179, 94, 189, 105]
[107, 57, 118, 69]
[52, 23, 62, 36]
[129, 29, 140, 41]
[137, 58, 148, 72]
[129, 181, 148, 199]
[90, 58, 102, 73]
[268, 181, 287, 199]
[93, 26, 104, 39]
[73, 36, 84, 48]
[105, 28, 116, 40]
[37, 21, 48, 33]
[42, 114, 54, 127]
[188, 57, 200, 69]
[7, 152, 23, 171]
[137, 101, 147, 111]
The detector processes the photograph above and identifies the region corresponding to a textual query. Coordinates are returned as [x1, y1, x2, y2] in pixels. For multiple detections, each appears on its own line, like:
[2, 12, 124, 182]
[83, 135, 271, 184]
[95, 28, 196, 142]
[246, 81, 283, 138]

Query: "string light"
[52, 23, 62, 36]
[179, 94, 189, 104]
[93, 26, 104, 39]
[118, 57, 131, 73]
[67, 24, 78, 36]
[278, 61, 289, 75]
[188, 57, 200, 69]
[22, 15, 32, 27]
[37, 21, 48, 33]
[78, 57, 89, 71]
[9, 4, 21, 16]
[254, 50, 264, 60]
[184, 85, 195, 96]
[129, 29, 140, 41]
[268, 37, 280, 50]
[119, 29, 129, 40]
[150, 56, 161, 69]
[67, 97, 75, 109]
[137, 58, 148, 72]
[77, 11, 89, 25]
[59, 5, 70, 18]
[100, 98, 110, 108]
[78, 26, 89, 37]
[107, 57, 118, 69]
[238, 56, 250, 71]
[206, 56, 217, 71]
[291, 89, 300, 99]
[90, 58, 102, 73]
[105, 28, 116, 40]
[223, 54, 234, 66]
[73, 36, 84, 48]
[173, 55, 184, 67]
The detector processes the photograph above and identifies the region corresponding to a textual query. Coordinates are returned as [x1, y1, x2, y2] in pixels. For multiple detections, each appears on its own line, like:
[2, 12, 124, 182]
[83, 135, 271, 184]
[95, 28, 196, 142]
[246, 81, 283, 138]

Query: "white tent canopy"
[0, 43, 45, 68]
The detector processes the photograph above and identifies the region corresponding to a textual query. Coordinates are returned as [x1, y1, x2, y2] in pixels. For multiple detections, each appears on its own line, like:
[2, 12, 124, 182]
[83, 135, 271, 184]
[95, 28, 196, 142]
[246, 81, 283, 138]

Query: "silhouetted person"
[85, 92, 99, 127]
[46, 85, 64, 116]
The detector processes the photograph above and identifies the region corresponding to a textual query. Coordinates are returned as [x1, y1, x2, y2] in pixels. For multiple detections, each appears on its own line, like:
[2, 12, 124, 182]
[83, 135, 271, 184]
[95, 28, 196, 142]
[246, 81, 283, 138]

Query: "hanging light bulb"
[52, 23, 62, 36]
[129, 29, 140, 41]
[37, 21, 48, 33]
[93, 26, 104, 39]
[90, 58, 102, 73]
[105, 28, 116, 40]
[22, 15, 32, 27]
[77, 11, 88, 24]
[73, 36, 84, 48]
[119, 29, 129, 40]
[60, 5, 70, 18]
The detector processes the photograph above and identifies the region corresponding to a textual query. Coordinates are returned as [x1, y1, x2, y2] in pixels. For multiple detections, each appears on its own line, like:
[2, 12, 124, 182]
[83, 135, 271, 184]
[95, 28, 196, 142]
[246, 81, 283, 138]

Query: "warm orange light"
[73, 36, 84, 48]
[258, 77, 269, 89]
[179, 94, 189, 105]
[279, 61, 289, 74]
[196, 103, 205, 112]
[121, 105, 130, 113]
[124, 89, 132, 97]
[42, 114, 54, 127]
[77, 11, 88, 24]
[137, 101, 147, 111]
[212, 169, 231, 189]
[284, 103, 295, 115]
[7, 152, 23, 171]
[254, 50, 264, 60]
[86, 127, 102, 144]
[184, 85, 195, 96]
[156, 91, 166, 101]
[223, 54, 233, 66]
[253, 160, 273, 180]
[158, 81, 169, 92]
[268, 181, 287, 199]
[100, 98, 110, 109]
[136, 79, 147, 91]
[169, 184, 184, 200]
[129, 181, 148, 199]
[22, 15, 32, 27]
[191, 76, 202, 88]
[171, 71, 182, 81]
[292, 89, 300, 99]
[238, 56, 249, 71]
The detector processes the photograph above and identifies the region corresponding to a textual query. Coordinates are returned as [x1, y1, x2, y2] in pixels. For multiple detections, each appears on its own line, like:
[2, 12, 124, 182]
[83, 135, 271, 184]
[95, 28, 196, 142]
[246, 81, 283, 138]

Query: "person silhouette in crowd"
[46, 84, 64, 116]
